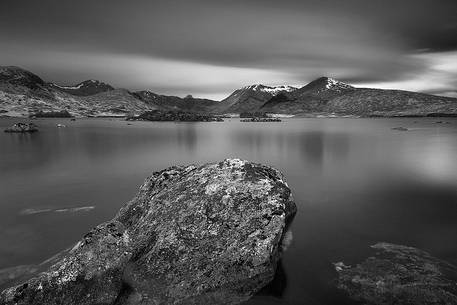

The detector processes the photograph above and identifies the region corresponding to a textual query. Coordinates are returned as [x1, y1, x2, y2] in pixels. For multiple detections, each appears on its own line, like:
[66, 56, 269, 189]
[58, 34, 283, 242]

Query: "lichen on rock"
[0, 159, 296, 305]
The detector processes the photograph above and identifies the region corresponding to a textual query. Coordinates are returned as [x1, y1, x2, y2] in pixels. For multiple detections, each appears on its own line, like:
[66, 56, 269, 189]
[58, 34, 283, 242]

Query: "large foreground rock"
[334, 243, 457, 305]
[0, 159, 296, 305]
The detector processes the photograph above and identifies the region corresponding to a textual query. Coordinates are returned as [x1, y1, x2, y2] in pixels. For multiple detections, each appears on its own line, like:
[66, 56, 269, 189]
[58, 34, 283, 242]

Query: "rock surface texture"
[335, 243, 457, 305]
[0, 159, 296, 305]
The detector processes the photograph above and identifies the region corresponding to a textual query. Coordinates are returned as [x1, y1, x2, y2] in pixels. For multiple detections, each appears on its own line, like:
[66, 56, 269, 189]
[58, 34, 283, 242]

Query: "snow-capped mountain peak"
[242, 84, 297, 95]
[297, 77, 354, 95]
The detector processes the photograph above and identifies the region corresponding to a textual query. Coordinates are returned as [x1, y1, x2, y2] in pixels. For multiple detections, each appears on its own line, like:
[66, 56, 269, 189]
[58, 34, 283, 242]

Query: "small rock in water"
[391, 126, 409, 131]
[333, 261, 349, 272]
[334, 242, 457, 305]
[0, 159, 296, 305]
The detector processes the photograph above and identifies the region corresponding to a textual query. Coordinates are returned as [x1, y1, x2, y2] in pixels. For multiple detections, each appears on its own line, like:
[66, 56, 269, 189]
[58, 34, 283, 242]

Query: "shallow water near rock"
[1, 117, 457, 304]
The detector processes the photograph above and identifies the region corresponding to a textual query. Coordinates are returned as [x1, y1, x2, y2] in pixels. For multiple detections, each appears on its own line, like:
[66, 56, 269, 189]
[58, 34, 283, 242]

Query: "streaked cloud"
[355, 51, 457, 95]
[0, 47, 294, 100]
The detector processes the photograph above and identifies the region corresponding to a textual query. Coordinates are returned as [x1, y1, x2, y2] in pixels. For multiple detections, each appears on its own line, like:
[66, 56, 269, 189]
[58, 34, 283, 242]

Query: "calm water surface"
[1, 117, 457, 304]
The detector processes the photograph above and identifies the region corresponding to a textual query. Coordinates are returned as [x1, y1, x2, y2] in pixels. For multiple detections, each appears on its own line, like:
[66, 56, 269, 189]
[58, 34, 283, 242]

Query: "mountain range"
[1, 66, 456, 117]
[49, 80, 114, 96]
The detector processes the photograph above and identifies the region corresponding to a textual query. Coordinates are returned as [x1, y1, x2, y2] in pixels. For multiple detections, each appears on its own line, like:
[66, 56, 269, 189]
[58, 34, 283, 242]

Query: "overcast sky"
[1, 0, 456, 99]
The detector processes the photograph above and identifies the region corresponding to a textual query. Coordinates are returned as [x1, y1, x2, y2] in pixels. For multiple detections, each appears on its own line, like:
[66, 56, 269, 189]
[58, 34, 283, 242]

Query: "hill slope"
[0, 67, 212, 117]
[260, 77, 457, 116]
[134, 91, 218, 113]
[0, 66, 157, 117]
[0, 66, 79, 116]
[80, 89, 158, 116]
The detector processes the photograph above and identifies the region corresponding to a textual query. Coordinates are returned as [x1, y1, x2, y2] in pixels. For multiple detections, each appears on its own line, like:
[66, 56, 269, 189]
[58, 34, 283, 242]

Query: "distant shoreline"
[3, 113, 457, 119]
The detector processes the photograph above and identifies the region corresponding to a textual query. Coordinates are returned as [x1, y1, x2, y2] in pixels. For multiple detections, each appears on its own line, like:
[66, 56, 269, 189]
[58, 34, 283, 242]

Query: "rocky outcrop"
[334, 243, 457, 305]
[0, 159, 296, 305]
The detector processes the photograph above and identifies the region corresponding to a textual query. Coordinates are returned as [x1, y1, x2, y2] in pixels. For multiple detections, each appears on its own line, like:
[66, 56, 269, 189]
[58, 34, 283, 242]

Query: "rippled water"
[1, 117, 456, 304]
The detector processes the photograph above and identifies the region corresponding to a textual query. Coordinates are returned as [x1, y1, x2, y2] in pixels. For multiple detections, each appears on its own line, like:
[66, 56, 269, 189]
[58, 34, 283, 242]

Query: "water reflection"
[231, 127, 351, 174]
[300, 132, 324, 167]
[326, 133, 350, 162]
[176, 123, 197, 152]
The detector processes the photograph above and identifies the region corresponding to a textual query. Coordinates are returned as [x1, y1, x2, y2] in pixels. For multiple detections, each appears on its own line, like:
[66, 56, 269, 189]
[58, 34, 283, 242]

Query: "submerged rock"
[334, 243, 457, 305]
[0, 159, 296, 305]
[0, 266, 38, 289]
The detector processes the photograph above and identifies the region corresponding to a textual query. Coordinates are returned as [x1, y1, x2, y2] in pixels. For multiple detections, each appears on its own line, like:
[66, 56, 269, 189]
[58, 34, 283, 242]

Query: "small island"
[240, 117, 282, 122]
[239, 111, 282, 122]
[391, 126, 409, 131]
[30, 110, 73, 118]
[239, 111, 270, 118]
[128, 110, 224, 122]
[4, 123, 38, 133]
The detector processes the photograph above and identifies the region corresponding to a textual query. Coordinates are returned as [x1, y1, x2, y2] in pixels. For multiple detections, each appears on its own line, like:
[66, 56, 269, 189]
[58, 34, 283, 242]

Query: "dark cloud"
[0, 0, 456, 98]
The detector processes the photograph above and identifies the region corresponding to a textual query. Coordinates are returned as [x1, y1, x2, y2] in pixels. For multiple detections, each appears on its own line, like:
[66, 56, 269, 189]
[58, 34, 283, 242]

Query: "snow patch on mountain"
[52, 80, 109, 90]
[53, 83, 85, 90]
[323, 78, 353, 91]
